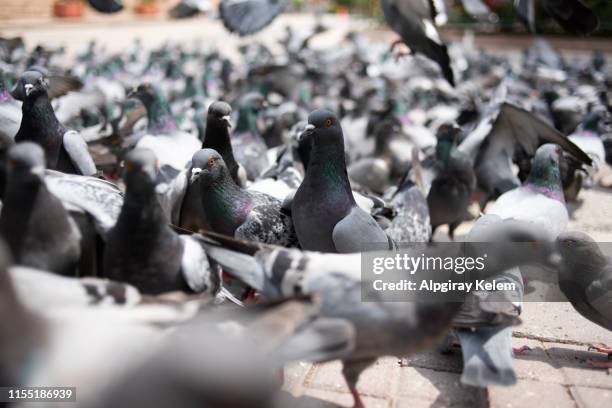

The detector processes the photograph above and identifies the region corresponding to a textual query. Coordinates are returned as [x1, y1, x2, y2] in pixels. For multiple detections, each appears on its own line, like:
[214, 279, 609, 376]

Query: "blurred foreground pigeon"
[0, 143, 81, 276]
[202, 220, 560, 408]
[104, 149, 218, 295]
[381, 0, 454, 85]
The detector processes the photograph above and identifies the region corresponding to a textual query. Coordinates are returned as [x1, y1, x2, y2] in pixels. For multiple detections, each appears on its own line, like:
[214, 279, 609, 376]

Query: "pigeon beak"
[221, 115, 232, 129]
[30, 165, 44, 176]
[24, 84, 34, 96]
[190, 167, 202, 182]
[299, 124, 315, 141]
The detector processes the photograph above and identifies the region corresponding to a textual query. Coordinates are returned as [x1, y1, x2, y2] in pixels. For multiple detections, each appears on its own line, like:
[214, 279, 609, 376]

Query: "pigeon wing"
[62, 130, 97, 176]
[219, 0, 290, 36]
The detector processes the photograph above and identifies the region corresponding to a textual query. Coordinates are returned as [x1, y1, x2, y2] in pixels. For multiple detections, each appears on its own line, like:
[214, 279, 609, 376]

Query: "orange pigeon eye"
[324, 118, 333, 127]
[207, 158, 216, 166]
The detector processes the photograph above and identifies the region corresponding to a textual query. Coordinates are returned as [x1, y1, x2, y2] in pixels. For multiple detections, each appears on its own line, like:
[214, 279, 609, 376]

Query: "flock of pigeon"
[1, 0, 611, 407]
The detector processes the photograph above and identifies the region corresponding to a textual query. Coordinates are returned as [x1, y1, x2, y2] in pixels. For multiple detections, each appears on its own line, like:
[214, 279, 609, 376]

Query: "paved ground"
[3, 14, 612, 408]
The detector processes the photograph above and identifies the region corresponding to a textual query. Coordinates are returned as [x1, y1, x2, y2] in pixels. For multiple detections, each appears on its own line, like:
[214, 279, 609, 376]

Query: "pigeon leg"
[512, 345, 532, 354]
[349, 386, 365, 408]
[587, 359, 612, 370]
[588, 344, 612, 354]
[342, 358, 375, 408]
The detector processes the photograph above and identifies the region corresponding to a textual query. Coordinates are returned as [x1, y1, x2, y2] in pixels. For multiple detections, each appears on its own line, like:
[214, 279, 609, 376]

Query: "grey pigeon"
[383, 164, 431, 243]
[127, 83, 201, 179]
[381, 0, 454, 86]
[188, 148, 298, 246]
[292, 109, 393, 253]
[202, 101, 247, 187]
[487, 143, 569, 240]
[219, 0, 290, 36]
[542, 0, 599, 35]
[0, 143, 81, 276]
[452, 214, 526, 387]
[231, 92, 270, 180]
[201, 220, 559, 408]
[425, 124, 476, 239]
[557, 231, 612, 368]
[458, 83, 591, 206]
[11, 70, 96, 176]
[104, 149, 218, 295]
[0, 75, 21, 141]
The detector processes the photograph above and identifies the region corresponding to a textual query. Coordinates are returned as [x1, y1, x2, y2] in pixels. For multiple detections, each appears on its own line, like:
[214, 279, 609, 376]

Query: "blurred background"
[2, 0, 611, 36]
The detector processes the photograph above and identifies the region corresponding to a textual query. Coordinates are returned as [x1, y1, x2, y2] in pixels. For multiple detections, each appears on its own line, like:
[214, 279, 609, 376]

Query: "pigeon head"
[127, 83, 157, 105]
[303, 109, 342, 144]
[581, 109, 612, 134]
[190, 149, 228, 186]
[10, 70, 48, 101]
[207, 101, 232, 129]
[556, 231, 607, 275]
[6, 142, 45, 177]
[123, 148, 158, 185]
[526, 144, 563, 198]
[239, 92, 267, 113]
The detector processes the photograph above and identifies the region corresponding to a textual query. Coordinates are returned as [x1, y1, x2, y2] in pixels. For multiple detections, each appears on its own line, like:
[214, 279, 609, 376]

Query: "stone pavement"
[280, 302, 612, 408]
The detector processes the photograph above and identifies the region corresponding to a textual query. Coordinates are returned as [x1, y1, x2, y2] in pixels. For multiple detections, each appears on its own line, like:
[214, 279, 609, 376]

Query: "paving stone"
[544, 342, 612, 389]
[511, 338, 565, 384]
[285, 362, 314, 392]
[300, 388, 389, 408]
[396, 366, 483, 406]
[306, 358, 398, 398]
[516, 303, 612, 346]
[570, 386, 612, 408]
[488, 380, 575, 408]
[401, 350, 463, 374]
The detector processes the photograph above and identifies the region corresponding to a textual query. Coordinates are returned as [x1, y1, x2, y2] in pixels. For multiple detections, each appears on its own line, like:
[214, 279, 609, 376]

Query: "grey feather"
[62, 130, 97, 176]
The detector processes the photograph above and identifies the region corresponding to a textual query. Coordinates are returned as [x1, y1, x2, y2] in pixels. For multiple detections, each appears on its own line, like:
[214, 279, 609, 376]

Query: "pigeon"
[567, 109, 609, 170]
[219, 0, 290, 36]
[104, 148, 219, 295]
[188, 148, 298, 246]
[458, 86, 592, 207]
[11, 70, 97, 176]
[542, 0, 599, 35]
[169, 0, 211, 19]
[381, 0, 454, 86]
[424, 124, 476, 239]
[231, 92, 270, 180]
[452, 214, 526, 387]
[292, 109, 393, 253]
[0, 75, 21, 141]
[0, 143, 81, 276]
[202, 101, 247, 187]
[87, 0, 124, 13]
[486, 143, 569, 240]
[383, 153, 432, 243]
[127, 83, 201, 180]
[202, 220, 560, 408]
[556, 231, 612, 368]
